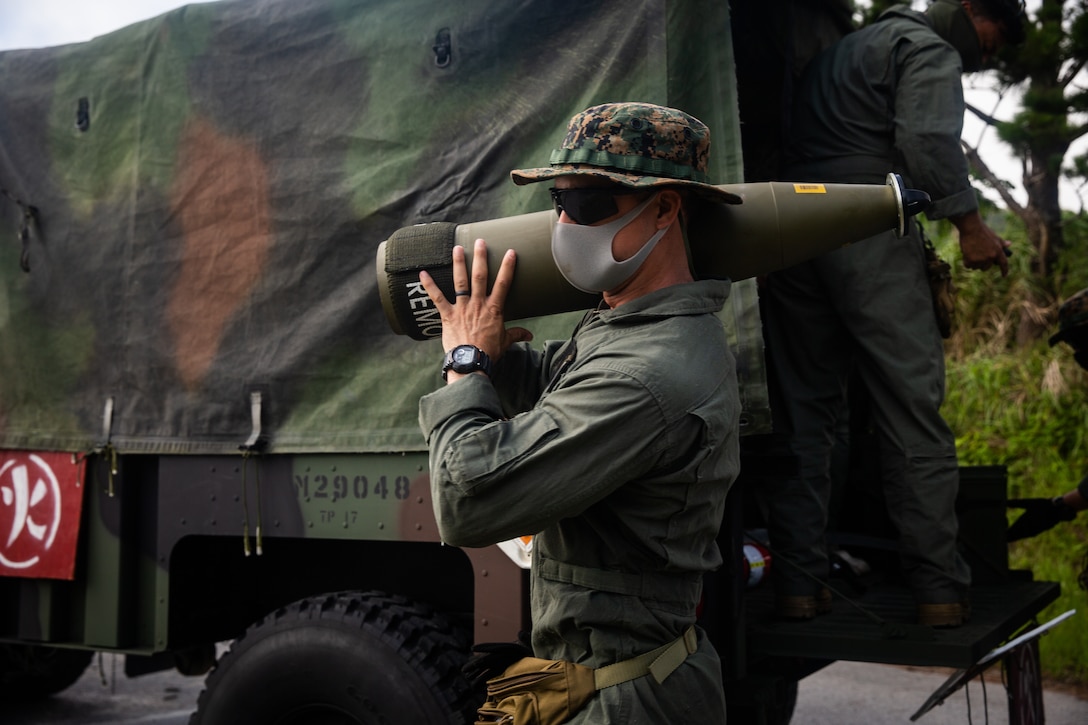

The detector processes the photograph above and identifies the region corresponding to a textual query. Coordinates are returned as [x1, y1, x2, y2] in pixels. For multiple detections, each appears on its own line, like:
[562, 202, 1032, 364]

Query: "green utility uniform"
[762, 6, 974, 604]
[420, 279, 739, 723]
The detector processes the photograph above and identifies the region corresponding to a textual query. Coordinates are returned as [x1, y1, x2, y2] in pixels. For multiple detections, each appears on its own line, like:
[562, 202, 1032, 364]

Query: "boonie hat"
[511, 102, 741, 205]
[1049, 287, 1088, 346]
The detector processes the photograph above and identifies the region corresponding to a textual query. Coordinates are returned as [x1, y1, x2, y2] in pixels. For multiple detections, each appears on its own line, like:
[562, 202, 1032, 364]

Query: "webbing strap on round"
[382, 222, 457, 340]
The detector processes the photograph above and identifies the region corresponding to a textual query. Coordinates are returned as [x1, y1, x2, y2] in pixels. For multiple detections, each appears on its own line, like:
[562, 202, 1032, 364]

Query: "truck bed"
[745, 576, 1060, 669]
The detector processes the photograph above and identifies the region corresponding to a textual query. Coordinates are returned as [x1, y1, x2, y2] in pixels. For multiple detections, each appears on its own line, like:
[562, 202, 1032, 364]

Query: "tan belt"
[593, 625, 699, 690]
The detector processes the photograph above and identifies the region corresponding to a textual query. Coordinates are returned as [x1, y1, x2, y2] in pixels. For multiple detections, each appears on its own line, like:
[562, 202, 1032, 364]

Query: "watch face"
[453, 346, 476, 365]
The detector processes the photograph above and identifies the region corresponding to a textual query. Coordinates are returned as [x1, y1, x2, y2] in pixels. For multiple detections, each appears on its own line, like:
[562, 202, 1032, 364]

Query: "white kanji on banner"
[0, 452, 86, 580]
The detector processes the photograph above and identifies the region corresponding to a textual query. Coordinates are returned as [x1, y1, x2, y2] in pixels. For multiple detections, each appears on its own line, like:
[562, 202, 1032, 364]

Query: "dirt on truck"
[0, 1, 1064, 723]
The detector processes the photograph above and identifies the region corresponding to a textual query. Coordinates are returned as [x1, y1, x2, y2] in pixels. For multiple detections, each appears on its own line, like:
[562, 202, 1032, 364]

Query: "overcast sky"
[0, 0, 1081, 210]
[0, 0, 213, 51]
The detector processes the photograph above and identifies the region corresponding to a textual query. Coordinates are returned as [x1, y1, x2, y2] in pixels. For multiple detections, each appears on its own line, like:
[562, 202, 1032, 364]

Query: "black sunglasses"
[548, 186, 648, 226]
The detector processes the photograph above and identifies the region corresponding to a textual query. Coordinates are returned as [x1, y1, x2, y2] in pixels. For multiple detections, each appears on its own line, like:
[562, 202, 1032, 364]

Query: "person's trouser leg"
[828, 227, 971, 606]
[762, 261, 853, 606]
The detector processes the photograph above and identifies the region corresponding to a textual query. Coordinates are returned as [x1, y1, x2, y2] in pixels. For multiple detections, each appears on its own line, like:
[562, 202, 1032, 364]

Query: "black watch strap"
[442, 345, 492, 381]
[1052, 496, 1078, 521]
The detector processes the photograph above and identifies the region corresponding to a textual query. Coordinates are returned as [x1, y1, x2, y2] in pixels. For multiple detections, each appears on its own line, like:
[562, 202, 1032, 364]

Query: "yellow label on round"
[793, 183, 827, 194]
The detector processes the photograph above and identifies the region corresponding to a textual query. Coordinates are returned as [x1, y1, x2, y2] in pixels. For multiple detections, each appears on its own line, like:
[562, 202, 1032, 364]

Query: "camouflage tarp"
[0, 0, 767, 455]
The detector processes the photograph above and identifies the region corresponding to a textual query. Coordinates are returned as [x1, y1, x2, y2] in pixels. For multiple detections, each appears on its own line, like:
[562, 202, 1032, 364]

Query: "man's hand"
[952, 210, 1010, 277]
[419, 238, 532, 379]
[462, 632, 534, 697]
[1006, 497, 1077, 541]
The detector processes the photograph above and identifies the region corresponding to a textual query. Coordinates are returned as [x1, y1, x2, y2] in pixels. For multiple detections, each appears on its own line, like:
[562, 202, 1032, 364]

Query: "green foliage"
[934, 209, 1088, 683]
[998, 1, 1088, 196]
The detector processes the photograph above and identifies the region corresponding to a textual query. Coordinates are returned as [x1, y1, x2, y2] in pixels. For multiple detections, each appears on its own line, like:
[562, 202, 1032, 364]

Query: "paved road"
[3, 655, 1087, 723]
[3, 654, 203, 725]
[795, 660, 1088, 724]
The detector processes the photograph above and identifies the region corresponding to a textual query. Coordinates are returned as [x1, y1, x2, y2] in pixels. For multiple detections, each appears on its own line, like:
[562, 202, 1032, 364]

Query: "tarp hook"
[1, 186, 37, 273]
[433, 28, 451, 67]
[239, 390, 267, 556]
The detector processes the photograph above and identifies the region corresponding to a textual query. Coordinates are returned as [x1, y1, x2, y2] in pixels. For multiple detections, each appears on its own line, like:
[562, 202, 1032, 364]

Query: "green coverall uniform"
[762, 6, 975, 605]
[420, 279, 739, 723]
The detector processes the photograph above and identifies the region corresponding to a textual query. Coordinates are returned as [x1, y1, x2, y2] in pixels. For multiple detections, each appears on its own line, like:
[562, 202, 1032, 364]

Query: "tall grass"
[930, 208, 1088, 683]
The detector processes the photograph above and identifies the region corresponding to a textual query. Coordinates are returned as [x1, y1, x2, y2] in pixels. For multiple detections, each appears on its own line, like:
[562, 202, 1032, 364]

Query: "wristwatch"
[1052, 496, 1078, 522]
[442, 345, 492, 381]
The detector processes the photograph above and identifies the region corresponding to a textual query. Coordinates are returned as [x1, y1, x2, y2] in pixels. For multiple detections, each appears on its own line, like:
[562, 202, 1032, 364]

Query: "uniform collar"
[597, 279, 731, 324]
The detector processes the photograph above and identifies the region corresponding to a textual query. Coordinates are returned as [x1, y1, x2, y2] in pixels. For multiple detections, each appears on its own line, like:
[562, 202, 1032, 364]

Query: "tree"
[953, 0, 1088, 346]
[970, 0, 1088, 287]
[855, 1, 1088, 342]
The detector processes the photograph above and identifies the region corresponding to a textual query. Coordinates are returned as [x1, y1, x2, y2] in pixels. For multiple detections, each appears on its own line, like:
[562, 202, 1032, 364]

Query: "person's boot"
[776, 587, 832, 620]
[917, 598, 971, 628]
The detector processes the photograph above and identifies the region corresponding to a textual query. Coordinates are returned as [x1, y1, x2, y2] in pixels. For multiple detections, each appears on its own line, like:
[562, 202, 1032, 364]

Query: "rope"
[240, 450, 264, 556]
[72, 443, 118, 497]
[241, 451, 252, 557]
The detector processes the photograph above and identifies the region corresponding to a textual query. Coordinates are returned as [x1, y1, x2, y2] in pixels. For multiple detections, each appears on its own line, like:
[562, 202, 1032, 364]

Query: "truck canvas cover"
[0, 0, 766, 456]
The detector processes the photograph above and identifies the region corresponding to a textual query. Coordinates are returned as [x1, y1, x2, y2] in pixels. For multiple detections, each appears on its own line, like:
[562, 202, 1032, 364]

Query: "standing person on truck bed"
[760, 0, 1026, 628]
[417, 102, 742, 723]
[1007, 288, 1088, 543]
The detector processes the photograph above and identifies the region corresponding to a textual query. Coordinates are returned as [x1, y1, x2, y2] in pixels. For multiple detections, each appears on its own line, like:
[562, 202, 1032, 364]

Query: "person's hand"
[1006, 497, 1077, 541]
[462, 632, 534, 696]
[418, 238, 532, 375]
[952, 211, 1010, 277]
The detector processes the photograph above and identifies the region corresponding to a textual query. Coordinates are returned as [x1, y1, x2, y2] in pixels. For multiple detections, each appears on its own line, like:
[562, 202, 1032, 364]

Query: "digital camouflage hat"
[1049, 288, 1088, 346]
[510, 102, 741, 205]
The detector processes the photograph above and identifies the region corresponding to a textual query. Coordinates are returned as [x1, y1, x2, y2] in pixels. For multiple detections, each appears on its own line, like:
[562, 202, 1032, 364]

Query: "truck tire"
[189, 591, 475, 725]
[0, 644, 94, 701]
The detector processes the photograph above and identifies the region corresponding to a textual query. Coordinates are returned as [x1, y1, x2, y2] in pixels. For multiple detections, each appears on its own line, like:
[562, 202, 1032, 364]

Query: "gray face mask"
[551, 193, 669, 293]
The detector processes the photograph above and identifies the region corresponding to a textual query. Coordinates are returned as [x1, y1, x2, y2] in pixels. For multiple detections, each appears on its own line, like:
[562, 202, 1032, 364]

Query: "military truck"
[0, 1, 1062, 723]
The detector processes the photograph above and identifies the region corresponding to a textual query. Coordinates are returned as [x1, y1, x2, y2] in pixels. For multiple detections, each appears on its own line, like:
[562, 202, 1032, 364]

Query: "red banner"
[0, 451, 86, 580]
